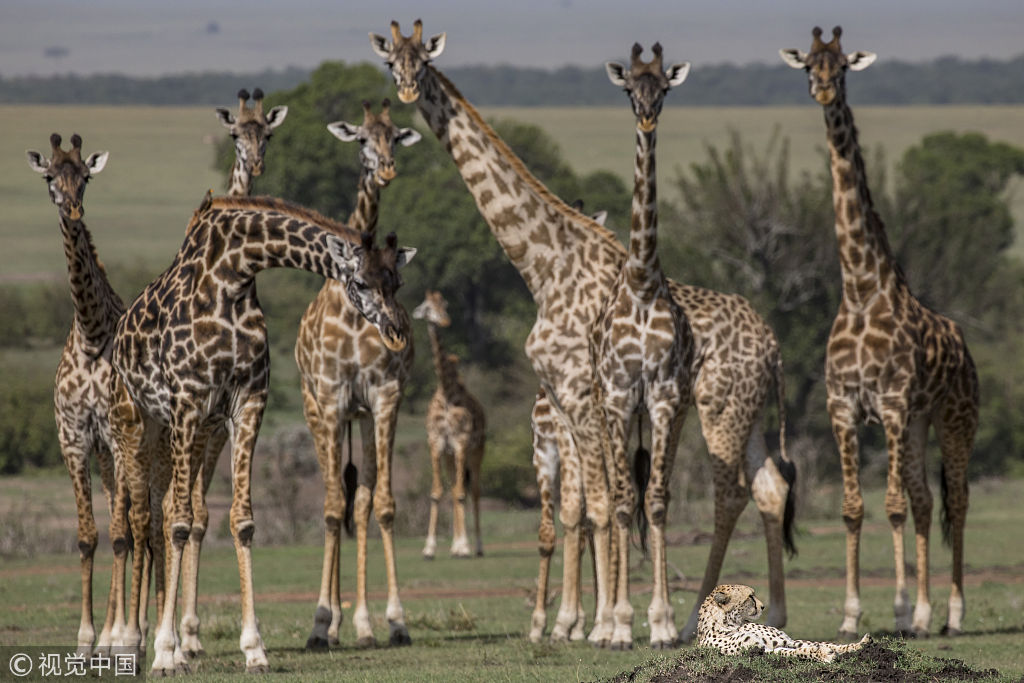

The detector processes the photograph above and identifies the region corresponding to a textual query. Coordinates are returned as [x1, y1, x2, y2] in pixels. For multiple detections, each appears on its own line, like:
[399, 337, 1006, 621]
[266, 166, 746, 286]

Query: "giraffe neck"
[348, 171, 380, 234]
[191, 198, 358, 293]
[427, 323, 459, 395]
[626, 126, 665, 302]
[416, 65, 621, 306]
[824, 89, 903, 308]
[228, 157, 252, 197]
[58, 214, 124, 352]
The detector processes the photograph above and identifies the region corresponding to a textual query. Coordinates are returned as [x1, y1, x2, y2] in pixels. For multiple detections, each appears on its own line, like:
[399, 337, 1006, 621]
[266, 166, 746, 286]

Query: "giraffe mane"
[430, 67, 624, 252]
[194, 195, 366, 244]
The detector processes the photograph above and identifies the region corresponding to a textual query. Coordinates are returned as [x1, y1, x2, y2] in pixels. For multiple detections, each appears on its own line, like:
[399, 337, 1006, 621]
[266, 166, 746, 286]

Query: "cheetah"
[697, 585, 871, 662]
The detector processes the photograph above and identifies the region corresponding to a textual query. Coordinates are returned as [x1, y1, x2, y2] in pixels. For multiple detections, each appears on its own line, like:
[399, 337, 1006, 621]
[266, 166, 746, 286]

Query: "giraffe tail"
[772, 348, 798, 558]
[342, 420, 358, 538]
[632, 412, 651, 558]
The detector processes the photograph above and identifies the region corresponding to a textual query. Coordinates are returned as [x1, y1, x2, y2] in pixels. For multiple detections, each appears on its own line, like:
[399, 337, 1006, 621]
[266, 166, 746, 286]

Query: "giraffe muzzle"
[67, 203, 83, 220]
[381, 328, 408, 352]
[638, 117, 658, 133]
[397, 86, 420, 104]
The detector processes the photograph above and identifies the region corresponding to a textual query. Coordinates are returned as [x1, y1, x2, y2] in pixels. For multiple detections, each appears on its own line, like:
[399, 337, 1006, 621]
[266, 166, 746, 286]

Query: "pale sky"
[1, 0, 1022, 77]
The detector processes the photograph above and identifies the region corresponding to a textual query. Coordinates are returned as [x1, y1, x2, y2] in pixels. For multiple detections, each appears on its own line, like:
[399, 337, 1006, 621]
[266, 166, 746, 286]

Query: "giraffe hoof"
[355, 636, 377, 649]
[836, 630, 860, 642]
[940, 626, 962, 637]
[305, 635, 329, 650]
[245, 663, 270, 674]
[328, 636, 341, 647]
[610, 641, 633, 651]
[389, 629, 412, 647]
[913, 628, 930, 639]
[590, 638, 610, 649]
[650, 639, 676, 650]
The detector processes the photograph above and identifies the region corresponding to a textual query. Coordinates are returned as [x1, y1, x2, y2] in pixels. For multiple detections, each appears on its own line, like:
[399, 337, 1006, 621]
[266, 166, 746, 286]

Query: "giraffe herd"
[24, 20, 978, 675]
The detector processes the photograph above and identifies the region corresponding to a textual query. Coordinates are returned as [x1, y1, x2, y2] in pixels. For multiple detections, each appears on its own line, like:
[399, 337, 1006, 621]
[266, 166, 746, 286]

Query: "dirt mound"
[608, 640, 1003, 683]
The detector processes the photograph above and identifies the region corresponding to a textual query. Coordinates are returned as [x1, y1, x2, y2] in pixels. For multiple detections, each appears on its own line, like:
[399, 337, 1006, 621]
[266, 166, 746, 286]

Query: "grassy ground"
[3, 105, 1024, 282]
[1, 473, 1021, 681]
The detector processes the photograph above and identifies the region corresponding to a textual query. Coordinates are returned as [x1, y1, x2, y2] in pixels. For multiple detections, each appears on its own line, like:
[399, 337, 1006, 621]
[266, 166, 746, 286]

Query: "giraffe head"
[215, 88, 288, 177]
[606, 43, 689, 132]
[779, 27, 876, 106]
[337, 231, 417, 351]
[412, 289, 451, 328]
[370, 19, 446, 104]
[27, 133, 108, 221]
[327, 99, 422, 187]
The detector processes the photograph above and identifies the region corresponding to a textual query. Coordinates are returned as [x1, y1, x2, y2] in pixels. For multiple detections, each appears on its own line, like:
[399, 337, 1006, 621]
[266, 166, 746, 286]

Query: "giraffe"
[109, 195, 415, 674]
[588, 42, 694, 650]
[215, 88, 288, 196]
[175, 87, 290, 660]
[412, 290, 487, 559]
[371, 21, 798, 647]
[296, 98, 421, 650]
[781, 26, 978, 639]
[26, 133, 128, 656]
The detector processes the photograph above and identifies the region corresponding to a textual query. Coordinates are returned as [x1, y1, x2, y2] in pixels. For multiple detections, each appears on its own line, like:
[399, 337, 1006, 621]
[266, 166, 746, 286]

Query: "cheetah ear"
[714, 591, 730, 605]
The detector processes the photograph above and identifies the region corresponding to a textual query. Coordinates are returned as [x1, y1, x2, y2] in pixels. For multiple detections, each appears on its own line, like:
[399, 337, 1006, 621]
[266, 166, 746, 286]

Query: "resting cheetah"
[697, 585, 871, 663]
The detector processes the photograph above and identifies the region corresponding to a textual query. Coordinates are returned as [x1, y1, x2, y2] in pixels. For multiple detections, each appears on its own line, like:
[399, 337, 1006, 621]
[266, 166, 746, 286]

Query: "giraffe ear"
[779, 48, 808, 69]
[591, 210, 608, 226]
[665, 62, 690, 87]
[215, 108, 236, 127]
[265, 105, 288, 129]
[327, 121, 361, 142]
[605, 62, 628, 87]
[85, 151, 109, 175]
[714, 591, 730, 605]
[396, 127, 422, 147]
[425, 32, 446, 60]
[26, 150, 50, 174]
[847, 51, 877, 71]
[395, 246, 417, 269]
[369, 32, 392, 60]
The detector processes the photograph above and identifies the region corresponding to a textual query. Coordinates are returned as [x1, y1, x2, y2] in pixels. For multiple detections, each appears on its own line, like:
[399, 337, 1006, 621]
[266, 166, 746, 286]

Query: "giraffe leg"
[450, 441, 472, 557]
[470, 448, 484, 557]
[179, 425, 225, 659]
[902, 416, 933, 637]
[224, 399, 269, 674]
[576, 408, 614, 650]
[550, 419, 583, 643]
[880, 401, 913, 636]
[935, 396, 974, 636]
[304, 389, 344, 650]
[109, 389, 148, 662]
[680, 409, 749, 642]
[60, 438, 99, 657]
[95, 446, 123, 655]
[601, 407, 634, 650]
[101, 446, 129, 652]
[371, 398, 411, 646]
[830, 396, 866, 641]
[645, 399, 685, 650]
[746, 415, 790, 630]
[423, 431, 444, 559]
[352, 418, 377, 648]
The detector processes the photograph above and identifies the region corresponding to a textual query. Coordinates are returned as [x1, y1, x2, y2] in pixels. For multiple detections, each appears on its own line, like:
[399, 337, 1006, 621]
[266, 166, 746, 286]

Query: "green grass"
[3, 105, 1024, 282]
[1, 474, 1021, 681]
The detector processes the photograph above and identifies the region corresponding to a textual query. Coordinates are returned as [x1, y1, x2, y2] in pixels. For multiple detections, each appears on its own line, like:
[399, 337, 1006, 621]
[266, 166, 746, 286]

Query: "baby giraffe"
[412, 290, 486, 559]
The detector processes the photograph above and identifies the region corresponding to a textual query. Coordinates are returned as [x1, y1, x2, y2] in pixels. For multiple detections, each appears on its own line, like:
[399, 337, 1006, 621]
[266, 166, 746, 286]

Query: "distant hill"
[3, 54, 1023, 106]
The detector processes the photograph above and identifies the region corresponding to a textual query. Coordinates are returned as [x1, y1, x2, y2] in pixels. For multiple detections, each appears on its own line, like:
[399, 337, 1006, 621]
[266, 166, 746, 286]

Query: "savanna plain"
[1, 104, 1023, 681]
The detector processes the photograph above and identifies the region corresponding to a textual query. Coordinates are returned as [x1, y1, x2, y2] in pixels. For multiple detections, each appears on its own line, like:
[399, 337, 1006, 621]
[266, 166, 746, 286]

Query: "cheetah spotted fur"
[697, 585, 870, 662]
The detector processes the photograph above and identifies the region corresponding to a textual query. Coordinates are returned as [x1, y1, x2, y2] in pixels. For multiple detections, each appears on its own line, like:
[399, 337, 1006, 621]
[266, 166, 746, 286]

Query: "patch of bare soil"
[609, 641, 1002, 683]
